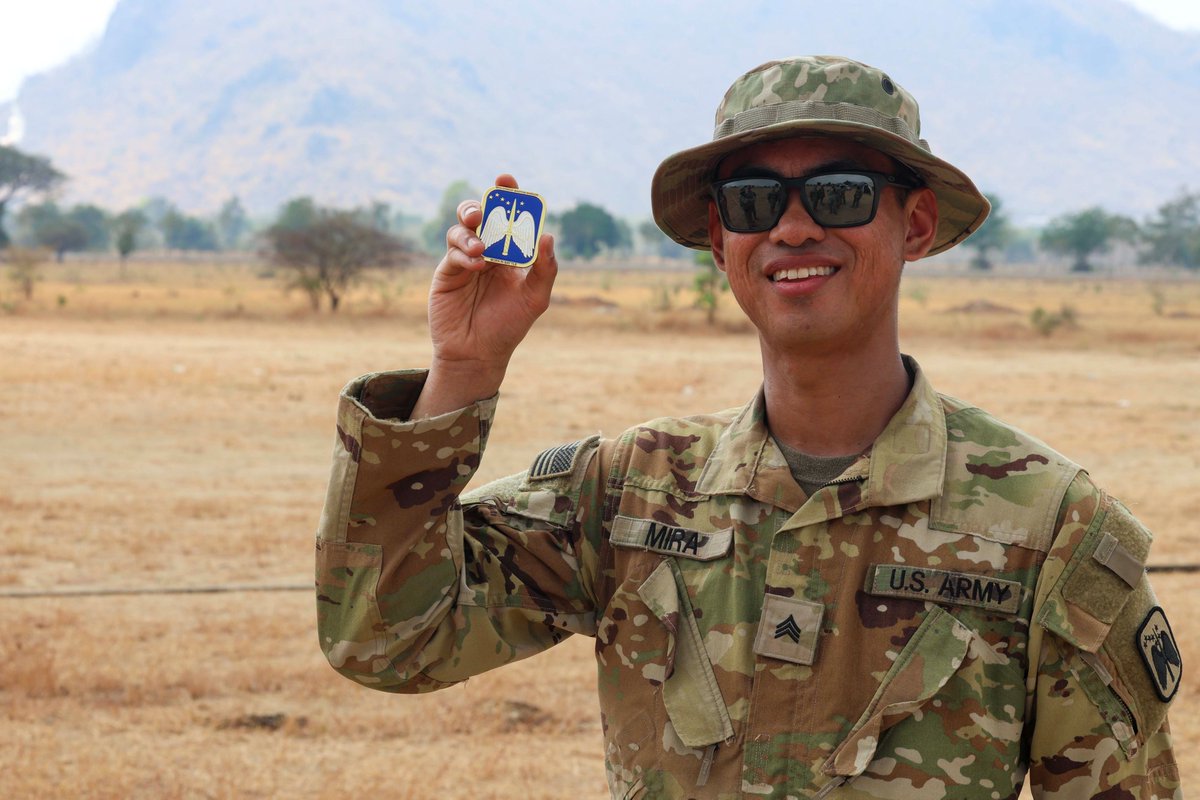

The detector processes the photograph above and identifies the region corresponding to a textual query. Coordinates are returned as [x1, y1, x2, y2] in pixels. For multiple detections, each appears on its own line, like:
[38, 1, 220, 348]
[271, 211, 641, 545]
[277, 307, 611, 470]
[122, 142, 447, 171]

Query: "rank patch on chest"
[866, 564, 1022, 615]
[1137, 606, 1182, 702]
[609, 515, 732, 561]
[753, 594, 824, 665]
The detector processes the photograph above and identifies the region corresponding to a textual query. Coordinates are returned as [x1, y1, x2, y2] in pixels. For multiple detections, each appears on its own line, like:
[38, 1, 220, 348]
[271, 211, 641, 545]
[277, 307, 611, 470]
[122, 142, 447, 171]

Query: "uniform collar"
[694, 355, 947, 514]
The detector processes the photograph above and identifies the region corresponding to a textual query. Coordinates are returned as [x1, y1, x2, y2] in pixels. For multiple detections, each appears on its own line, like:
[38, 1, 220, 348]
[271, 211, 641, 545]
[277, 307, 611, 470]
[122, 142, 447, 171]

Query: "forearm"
[315, 369, 494, 691]
[411, 357, 507, 420]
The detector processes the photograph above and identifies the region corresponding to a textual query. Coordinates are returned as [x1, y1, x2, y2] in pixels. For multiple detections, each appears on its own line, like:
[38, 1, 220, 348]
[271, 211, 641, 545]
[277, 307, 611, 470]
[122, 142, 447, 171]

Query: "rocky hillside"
[5, 0, 1199, 223]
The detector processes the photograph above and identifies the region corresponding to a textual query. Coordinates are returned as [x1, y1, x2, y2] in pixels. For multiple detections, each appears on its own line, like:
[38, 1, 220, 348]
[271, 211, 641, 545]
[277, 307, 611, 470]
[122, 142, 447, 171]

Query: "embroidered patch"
[1137, 606, 1182, 702]
[609, 515, 732, 561]
[528, 440, 584, 481]
[753, 594, 824, 665]
[866, 564, 1021, 615]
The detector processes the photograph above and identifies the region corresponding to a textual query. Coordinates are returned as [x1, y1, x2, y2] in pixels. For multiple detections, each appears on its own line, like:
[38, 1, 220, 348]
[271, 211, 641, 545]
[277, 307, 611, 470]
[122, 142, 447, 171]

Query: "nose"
[769, 188, 825, 247]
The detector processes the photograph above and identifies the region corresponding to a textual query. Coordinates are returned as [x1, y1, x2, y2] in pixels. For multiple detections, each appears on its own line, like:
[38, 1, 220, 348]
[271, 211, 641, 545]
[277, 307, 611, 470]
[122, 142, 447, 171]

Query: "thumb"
[523, 234, 558, 305]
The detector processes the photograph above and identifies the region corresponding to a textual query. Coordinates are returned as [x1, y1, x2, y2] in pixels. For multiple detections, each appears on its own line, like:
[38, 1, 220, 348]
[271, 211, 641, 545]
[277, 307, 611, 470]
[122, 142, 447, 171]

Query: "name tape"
[609, 515, 732, 561]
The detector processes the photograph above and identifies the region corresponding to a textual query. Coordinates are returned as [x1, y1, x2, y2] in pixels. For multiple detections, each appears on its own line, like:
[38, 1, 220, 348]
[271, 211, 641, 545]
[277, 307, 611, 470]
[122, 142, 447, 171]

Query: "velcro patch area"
[866, 564, 1021, 615]
[609, 515, 733, 561]
[528, 440, 586, 481]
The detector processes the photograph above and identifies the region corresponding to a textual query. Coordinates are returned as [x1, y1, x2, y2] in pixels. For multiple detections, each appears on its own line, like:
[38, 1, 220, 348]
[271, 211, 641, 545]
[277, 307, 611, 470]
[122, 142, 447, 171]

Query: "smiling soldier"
[315, 56, 1182, 798]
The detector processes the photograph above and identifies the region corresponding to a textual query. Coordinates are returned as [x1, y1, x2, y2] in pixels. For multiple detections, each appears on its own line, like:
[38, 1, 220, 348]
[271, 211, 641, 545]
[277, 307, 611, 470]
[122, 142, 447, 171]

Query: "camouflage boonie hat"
[651, 55, 990, 256]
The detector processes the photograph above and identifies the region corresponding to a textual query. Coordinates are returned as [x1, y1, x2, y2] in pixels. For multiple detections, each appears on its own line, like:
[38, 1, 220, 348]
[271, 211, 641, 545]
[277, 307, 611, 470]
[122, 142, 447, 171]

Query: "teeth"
[771, 266, 836, 281]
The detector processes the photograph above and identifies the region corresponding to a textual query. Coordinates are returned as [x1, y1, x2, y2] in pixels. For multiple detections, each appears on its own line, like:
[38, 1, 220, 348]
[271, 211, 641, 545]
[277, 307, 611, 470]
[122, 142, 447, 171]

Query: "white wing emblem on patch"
[509, 210, 535, 257]
[480, 206, 510, 249]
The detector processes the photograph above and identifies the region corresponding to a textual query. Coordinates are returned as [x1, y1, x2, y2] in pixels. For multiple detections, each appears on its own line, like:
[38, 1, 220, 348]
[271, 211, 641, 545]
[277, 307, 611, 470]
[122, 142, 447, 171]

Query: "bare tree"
[266, 210, 408, 312]
[3, 246, 49, 300]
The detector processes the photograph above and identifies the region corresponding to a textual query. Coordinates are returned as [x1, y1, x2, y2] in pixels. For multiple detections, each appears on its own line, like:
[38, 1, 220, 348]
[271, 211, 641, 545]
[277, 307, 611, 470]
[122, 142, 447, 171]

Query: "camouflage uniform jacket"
[316, 359, 1181, 799]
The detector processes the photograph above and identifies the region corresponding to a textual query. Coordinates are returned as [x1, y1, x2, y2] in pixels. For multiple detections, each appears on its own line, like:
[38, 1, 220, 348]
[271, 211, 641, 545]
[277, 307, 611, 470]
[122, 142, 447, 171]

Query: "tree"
[17, 202, 89, 262]
[216, 196, 250, 250]
[266, 208, 408, 312]
[637, 219, 688, 259]
[557, 202, 623, 259]
[693, 250, 728, 325]
[0, 144, 65, 248]
[1140, 189, 1200, 269]
[962, 192, 1013, 270]
[274, 196, 319, 232]
[2, 246, 49, 300]
[113, 209, 147, 266]
[162, 209, 218, 251]
[422, 180, 478, 252]
[67, 204, 112, 251]
[1040, 207, 1136, 272]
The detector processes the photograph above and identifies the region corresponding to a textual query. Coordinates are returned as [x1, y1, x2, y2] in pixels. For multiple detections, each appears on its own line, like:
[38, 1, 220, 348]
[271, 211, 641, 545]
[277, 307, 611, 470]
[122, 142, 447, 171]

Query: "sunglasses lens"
[802, 174, 876, 227]
[716, 179, 787, 232]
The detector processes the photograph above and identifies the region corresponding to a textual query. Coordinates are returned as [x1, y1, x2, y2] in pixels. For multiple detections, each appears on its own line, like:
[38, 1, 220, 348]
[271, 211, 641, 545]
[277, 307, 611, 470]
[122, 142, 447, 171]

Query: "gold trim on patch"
[609, 515, 732, 561]
[866, 564, 1021, 615]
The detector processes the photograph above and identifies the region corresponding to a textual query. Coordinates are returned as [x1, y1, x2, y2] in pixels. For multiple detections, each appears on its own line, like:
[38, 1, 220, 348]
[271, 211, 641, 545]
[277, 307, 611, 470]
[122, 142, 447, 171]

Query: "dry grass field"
[1, 258, 1198, 798]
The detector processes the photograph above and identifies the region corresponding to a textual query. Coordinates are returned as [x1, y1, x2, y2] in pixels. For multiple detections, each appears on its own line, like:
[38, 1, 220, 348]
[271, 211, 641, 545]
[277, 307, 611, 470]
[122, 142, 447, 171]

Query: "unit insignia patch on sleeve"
[1137, 606, 1182, 702]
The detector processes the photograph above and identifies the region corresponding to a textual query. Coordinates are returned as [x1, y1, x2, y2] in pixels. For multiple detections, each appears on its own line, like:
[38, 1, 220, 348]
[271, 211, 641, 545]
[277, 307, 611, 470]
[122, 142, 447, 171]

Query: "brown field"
[1, 258, 1198, 798]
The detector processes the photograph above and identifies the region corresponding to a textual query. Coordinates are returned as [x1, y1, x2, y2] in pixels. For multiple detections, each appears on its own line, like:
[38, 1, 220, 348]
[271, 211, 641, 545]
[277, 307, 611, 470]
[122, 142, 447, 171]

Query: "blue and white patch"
[478, 187, 545, 268]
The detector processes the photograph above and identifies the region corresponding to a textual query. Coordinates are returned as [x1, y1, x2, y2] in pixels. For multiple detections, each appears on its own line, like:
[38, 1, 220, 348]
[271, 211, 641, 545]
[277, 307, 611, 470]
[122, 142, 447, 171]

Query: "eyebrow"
[727, 159, 869, 180]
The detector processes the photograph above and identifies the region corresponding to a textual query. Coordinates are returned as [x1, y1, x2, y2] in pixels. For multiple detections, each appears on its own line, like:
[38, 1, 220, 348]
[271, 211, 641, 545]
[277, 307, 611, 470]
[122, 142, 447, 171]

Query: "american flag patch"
[529, 440, 584, 480]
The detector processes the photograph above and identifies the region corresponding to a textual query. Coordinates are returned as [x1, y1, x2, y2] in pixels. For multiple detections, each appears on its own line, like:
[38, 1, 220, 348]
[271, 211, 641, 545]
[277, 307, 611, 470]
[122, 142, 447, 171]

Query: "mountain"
[4, 0, 1200, 225]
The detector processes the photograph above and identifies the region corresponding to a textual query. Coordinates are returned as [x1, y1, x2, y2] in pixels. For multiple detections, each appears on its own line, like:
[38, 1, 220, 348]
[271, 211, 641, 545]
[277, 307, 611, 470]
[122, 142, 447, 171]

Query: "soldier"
[316, 56, 1182, 798]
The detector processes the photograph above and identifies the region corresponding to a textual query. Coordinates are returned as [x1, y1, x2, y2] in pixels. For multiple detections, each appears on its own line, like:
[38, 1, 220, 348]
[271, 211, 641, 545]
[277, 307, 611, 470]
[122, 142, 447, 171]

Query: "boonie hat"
[651, 55, 989, 256]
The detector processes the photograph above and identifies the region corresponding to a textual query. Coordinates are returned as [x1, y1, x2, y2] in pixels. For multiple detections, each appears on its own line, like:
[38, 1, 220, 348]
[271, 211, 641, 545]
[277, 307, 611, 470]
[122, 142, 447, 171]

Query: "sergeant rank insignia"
[1137, 606, 1182, 701]
[478, 186, 545, 268]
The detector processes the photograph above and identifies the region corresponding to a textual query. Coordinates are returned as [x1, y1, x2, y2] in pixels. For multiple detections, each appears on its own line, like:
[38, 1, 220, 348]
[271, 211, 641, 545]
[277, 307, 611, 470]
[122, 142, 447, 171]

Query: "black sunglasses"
[711, 170, 922, 232]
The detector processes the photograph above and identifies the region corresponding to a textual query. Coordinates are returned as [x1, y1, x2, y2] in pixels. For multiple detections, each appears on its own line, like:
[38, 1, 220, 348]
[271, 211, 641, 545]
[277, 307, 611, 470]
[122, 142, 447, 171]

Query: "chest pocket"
[822, 604, 975, 779]
[637, 559, 734, 748]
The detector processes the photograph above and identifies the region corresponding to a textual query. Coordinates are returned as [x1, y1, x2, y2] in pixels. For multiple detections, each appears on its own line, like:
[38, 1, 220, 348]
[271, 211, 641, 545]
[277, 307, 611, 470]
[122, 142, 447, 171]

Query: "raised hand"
[413, 173, 558, 418]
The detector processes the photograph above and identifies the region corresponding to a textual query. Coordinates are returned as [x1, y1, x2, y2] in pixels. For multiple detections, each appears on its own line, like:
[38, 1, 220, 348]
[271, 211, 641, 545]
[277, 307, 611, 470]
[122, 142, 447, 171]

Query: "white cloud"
[1122, 0, 1200, 31]
[0, 0, 121, 103]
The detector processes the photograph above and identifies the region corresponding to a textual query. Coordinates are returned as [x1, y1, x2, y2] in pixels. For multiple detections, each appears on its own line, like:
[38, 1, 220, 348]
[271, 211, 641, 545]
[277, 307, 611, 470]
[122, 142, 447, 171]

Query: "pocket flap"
[824, 605, 974, 778]
[637, 560, 734, 748]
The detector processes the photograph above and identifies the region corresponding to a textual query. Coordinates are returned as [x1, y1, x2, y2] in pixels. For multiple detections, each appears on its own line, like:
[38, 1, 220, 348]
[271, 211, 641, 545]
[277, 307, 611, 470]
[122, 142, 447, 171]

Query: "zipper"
[1112, 688, 1139, 736]
[696, 744, 717, 787]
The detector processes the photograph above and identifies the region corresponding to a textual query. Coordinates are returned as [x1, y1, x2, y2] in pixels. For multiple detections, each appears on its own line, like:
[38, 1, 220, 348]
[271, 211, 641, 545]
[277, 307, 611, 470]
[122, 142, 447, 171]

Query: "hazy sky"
[1, 0, 1198, 105]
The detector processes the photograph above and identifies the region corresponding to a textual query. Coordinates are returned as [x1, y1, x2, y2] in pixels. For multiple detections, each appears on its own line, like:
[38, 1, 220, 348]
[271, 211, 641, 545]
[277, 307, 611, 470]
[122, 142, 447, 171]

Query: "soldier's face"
[708, 138, 937, 357]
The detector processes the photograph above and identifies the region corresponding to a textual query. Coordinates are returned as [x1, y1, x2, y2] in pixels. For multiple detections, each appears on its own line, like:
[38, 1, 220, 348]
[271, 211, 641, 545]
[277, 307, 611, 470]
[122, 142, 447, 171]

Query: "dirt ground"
[1, 260, 1198, 797]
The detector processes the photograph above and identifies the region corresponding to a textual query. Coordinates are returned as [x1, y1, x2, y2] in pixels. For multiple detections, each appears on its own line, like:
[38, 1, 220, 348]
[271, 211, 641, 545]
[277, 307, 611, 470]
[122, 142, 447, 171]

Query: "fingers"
[440, 174, 522, 277]
[523, 234, 558, 310]
[442, 200, 485, 275]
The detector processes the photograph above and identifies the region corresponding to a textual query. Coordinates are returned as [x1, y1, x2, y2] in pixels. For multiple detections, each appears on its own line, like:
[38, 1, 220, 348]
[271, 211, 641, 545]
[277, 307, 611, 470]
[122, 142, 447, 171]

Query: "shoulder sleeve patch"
[529, 439, 588, 481]
[1136, 607, 1182, 702]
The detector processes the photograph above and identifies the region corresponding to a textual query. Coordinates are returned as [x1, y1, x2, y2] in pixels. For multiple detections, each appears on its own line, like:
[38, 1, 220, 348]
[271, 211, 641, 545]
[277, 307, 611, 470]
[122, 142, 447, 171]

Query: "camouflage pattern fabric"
[650, 55, 990, 257]
[316, 358, 1180, 799]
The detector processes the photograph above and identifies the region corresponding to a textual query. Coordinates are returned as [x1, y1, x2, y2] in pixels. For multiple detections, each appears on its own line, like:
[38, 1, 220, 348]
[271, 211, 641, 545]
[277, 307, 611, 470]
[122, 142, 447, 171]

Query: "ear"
[707, 201, 728, 273]
[902, 187, 938, 262]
